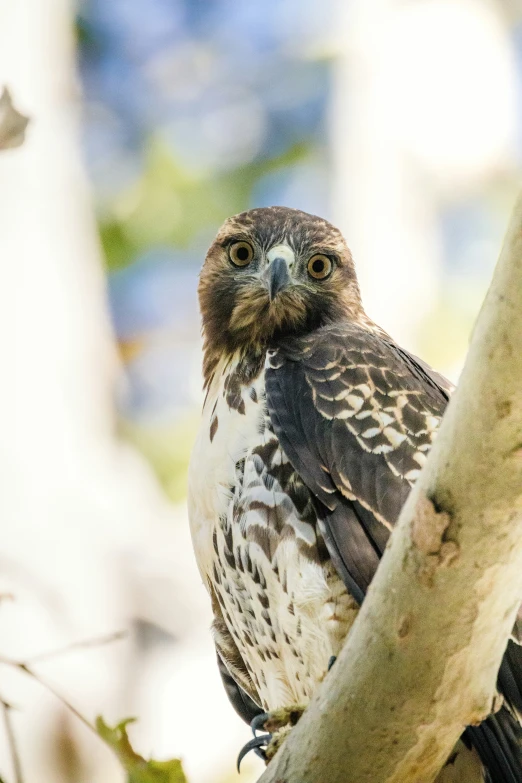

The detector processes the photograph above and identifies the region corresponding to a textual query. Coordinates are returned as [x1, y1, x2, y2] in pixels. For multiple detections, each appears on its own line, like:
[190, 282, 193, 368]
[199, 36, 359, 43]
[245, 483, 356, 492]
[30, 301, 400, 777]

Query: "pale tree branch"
[260, 197, 522, 783]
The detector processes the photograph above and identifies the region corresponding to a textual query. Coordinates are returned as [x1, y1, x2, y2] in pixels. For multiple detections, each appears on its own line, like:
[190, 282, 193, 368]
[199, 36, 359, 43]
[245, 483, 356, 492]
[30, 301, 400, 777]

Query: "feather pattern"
[265, 320, 522, 782]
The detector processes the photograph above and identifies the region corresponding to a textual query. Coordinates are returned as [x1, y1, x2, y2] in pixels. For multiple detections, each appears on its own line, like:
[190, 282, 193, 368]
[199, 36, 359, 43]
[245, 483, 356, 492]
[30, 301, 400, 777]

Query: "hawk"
[188, 206, 522, 781]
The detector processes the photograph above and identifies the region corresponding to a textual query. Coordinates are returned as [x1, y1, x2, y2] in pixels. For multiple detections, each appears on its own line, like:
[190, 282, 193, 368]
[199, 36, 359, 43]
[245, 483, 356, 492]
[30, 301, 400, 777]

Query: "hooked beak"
[265, 257, 291, 301]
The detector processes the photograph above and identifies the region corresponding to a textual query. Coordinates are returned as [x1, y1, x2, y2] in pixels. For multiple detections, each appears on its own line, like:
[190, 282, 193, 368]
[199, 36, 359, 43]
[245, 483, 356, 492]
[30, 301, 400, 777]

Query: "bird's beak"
[265, 257, 291, 301]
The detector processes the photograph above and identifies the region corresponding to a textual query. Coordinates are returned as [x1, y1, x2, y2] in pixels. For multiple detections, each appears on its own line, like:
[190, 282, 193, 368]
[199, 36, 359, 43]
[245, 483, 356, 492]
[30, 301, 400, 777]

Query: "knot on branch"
[411, 495, 460, 587]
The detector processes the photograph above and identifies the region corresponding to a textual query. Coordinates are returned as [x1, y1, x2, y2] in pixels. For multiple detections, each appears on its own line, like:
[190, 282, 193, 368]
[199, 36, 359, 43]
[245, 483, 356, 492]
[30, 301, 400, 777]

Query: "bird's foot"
[254, 704, 306, 734]
[237, 705, 306, 770]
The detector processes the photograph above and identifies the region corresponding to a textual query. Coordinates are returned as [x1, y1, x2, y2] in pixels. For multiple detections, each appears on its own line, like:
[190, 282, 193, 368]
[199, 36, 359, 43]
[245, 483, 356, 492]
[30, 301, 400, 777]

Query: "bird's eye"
[307, 254, 332, 280]
[229, 241, 254, 267]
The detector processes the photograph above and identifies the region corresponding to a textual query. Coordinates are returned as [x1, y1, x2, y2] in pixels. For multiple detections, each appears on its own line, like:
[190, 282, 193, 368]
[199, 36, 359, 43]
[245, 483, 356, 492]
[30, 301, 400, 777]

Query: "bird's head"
[199, 206, 364, 382]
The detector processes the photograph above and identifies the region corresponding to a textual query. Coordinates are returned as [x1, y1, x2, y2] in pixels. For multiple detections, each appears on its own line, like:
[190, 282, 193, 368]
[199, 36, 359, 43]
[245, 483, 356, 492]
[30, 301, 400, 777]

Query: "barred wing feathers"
[265, 322, 450, 600]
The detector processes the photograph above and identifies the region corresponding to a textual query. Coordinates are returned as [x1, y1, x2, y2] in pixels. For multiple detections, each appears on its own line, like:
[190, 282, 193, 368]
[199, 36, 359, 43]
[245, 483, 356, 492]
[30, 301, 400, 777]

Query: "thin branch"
[24, 630, 127, 665]
[1, 698, 23, 783]
[0, 630, 127, 752]
[0, 657, 97, 737]
[260, 198, 522, 783]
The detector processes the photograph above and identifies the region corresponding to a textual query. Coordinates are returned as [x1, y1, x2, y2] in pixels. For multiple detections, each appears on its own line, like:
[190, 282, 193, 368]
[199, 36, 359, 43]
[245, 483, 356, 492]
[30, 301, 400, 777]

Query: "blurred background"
[2, 0, 522, 781]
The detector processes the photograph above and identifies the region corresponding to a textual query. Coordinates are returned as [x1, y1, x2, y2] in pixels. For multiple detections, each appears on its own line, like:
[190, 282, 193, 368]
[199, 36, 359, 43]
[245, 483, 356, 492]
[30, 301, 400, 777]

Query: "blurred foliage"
[100, 138, 311, 272]
[96, 717, 187, 783]
[0, 647, 189, 783]
[77, 0, 331, 500]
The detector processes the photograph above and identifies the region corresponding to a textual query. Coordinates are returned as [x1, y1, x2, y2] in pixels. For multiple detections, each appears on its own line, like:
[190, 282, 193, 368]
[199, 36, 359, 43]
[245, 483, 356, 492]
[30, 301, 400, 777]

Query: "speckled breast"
[188, 357, 358, 710]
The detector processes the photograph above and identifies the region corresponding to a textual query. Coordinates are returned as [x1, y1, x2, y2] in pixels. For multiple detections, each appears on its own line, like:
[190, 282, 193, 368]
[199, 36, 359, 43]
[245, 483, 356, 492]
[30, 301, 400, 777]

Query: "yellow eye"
[307, 254, 332, 280]
[229, 241, 254, 267]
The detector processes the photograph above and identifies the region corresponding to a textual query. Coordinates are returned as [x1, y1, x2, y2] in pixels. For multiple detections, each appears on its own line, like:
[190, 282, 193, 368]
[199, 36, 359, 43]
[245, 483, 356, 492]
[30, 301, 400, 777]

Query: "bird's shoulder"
[268, 319, 452, 407]
[265, 319, 452, 493]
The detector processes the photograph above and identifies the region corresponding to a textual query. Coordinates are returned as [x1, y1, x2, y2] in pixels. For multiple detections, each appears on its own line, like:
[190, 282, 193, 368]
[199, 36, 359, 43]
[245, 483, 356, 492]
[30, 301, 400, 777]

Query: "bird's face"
[199, 206, 363, 371]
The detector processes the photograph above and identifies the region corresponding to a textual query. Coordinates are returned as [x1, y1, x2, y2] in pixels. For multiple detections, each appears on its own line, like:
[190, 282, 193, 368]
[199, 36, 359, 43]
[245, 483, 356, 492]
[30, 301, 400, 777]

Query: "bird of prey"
[188, 206, 522, 781]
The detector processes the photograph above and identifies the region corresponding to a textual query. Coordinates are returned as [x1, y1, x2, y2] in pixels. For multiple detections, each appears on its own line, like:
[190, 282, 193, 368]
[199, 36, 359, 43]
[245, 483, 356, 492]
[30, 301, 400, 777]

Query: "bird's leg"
[255, 704, 306, 764]
[237, 704, 307, 770]
[262, 705, 306, 763]
[239, 661, 337, 767]
[255, 704, 306, 734]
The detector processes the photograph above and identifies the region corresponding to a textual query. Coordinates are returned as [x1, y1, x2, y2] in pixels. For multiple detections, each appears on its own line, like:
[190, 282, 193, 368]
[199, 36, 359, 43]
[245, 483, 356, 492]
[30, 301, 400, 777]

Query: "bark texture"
[259, 197, 522, 783]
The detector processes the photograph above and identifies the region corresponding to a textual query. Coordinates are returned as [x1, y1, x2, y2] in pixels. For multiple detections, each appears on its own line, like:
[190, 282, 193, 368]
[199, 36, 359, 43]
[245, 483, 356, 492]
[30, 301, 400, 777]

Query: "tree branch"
[259, 196, 522, 783]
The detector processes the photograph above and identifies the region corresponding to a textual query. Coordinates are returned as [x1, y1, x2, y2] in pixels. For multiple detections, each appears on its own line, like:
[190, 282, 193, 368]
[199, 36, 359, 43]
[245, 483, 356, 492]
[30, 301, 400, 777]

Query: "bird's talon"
[328, 655, 337, 671]
[237, 733, 271, 771]
[251, 711, 270, 736]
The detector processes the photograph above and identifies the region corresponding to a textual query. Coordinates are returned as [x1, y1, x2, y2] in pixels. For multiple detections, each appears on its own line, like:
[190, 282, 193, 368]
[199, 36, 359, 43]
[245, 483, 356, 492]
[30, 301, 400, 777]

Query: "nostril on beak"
[266, 257, 291, 301]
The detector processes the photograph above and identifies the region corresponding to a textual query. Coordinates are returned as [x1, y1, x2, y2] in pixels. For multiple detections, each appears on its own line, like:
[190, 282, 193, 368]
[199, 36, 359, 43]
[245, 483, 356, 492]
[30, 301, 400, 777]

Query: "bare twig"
[0, 629, 128, 763]
[24, 630, 127, 665]
[0, 656, 96, 737]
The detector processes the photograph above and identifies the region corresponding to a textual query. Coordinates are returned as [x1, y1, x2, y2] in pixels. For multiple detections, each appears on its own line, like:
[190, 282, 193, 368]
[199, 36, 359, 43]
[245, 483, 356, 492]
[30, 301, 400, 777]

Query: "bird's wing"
[265, 321, 522, 781]
[216, 652, 263, 724]
[209, 583, 263, 723]
[265, 321, 451, 602]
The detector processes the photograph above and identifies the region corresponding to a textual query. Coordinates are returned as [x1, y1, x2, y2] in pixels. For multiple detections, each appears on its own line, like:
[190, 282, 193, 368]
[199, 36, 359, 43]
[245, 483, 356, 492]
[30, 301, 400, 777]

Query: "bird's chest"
[188, 362, 268, 579]
[188, 360, 358, 709]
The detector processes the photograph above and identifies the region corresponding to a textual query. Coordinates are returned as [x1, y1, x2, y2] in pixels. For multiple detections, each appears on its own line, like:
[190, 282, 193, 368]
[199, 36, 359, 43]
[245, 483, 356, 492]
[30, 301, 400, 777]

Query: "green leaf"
[96, 716, 187, 783]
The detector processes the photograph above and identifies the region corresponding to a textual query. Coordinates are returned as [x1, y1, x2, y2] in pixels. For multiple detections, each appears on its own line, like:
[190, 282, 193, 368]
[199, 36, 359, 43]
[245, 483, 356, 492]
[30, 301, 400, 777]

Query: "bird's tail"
[464, 641, 522, 783]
